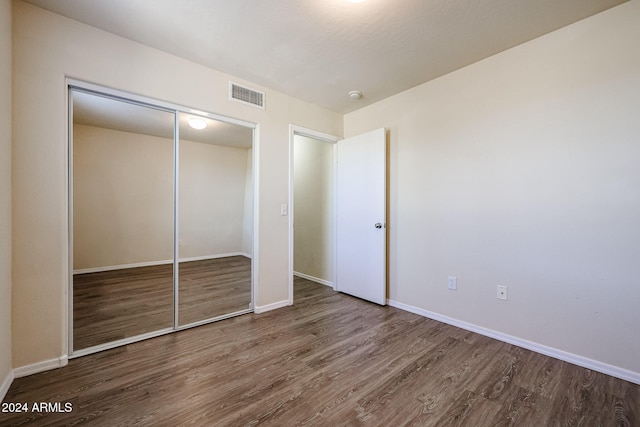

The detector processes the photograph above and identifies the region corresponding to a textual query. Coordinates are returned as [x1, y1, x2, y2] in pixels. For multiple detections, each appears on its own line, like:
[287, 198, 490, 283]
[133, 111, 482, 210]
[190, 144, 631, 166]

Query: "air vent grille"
[230, 82, 265, 109]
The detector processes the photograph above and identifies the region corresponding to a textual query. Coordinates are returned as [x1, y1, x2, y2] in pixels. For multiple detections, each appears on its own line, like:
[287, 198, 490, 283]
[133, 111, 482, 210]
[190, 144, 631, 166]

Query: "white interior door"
[336, 128, 386, 305]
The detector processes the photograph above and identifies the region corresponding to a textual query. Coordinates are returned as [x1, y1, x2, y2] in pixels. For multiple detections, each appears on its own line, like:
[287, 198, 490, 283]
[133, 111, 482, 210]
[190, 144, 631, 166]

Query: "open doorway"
[289, 126, 340, 303]
[288, 126, 387, 306]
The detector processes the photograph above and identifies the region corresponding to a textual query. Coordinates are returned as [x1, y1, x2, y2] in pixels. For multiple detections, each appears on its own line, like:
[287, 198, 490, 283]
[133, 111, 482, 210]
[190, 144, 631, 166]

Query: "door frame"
[288, 125, 341, 305]
[67, 78, 259, 358]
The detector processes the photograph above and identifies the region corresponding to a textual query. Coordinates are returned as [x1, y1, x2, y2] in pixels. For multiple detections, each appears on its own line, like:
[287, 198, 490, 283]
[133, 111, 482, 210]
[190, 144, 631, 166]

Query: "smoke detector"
[348, 90, 363, 100]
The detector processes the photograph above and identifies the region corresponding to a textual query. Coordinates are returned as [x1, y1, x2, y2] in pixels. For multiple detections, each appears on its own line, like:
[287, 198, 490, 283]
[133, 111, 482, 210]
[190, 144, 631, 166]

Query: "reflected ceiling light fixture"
[348, 90, 363, 100]
[188, 117, 207, 130]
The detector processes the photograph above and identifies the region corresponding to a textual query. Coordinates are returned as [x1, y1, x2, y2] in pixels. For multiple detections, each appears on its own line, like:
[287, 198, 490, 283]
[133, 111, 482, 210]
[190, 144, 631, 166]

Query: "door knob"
[375, 223, 383, 229]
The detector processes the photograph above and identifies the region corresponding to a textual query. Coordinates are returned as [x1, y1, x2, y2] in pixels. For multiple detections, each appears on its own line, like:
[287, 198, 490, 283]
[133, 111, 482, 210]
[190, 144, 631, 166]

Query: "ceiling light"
[348, 90, 363, 100]
[188, 117, 207, 130]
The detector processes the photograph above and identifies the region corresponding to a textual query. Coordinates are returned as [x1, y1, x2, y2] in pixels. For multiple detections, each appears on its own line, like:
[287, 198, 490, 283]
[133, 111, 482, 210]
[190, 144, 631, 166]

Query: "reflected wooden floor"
[178, 256, 252, 325]
[73, 256, 251, 350]
[5, 278, 639, 426]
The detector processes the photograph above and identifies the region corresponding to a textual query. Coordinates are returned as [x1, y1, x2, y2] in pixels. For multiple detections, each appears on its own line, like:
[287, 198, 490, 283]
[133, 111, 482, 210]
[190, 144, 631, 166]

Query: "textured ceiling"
[25, 0, 628, 114]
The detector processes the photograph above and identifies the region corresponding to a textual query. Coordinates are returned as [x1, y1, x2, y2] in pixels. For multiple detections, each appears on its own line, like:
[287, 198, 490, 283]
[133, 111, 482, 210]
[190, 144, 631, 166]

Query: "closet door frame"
[67, 79, 258, 358]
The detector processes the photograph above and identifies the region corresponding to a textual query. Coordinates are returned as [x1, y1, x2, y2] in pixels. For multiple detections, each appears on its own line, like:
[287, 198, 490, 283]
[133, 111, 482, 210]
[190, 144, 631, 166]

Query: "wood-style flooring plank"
[3, 277, 639, 426]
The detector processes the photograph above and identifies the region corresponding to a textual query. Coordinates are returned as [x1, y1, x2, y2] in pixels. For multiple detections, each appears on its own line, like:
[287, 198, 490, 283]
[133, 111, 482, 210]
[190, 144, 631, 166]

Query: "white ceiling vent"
[230, 82, 265, 109]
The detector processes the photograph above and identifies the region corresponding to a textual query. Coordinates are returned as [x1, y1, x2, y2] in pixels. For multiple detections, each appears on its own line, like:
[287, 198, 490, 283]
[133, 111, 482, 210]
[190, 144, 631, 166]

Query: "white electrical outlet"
[280, 204, 288, 216]
[497, 285, 507, 300]
[448, 276, 457, 291]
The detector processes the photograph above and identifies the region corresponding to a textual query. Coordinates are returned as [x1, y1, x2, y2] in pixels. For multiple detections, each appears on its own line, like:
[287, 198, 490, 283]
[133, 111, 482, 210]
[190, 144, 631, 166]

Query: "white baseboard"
[0, 368, 14, 402]
[74, 259, 172, 274]
[293, 271, 334, 288]
[254, 299, 290, 314]
[13, 355, 68, 379]
[74, 253, 251, 274]
[388, 299, 640, 386]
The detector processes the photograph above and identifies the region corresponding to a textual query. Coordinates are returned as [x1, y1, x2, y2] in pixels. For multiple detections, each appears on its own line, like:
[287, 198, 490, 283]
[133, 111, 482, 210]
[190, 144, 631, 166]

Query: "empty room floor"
[3, 277, 638, 426]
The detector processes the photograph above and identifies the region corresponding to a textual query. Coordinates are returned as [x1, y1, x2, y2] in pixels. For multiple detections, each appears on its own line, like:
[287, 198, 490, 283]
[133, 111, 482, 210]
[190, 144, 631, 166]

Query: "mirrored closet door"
[70, 85, 254, 355]
[177, 113, 253, 326]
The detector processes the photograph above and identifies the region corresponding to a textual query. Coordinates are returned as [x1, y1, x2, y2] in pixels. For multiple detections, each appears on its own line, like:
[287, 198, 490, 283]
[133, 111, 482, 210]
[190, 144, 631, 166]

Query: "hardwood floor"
[4, 277, 638, 426]
[73, 256, 251, 350]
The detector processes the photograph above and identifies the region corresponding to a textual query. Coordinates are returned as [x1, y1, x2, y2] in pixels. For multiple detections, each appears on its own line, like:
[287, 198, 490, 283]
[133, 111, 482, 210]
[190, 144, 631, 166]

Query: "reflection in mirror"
[72, 90, 175, 350]
[177, 113, 253, 326]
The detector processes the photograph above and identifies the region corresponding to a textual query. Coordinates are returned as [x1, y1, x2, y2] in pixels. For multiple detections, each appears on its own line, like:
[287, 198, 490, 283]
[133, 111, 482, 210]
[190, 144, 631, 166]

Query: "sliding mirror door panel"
[177, 113, 253, 326]
[72, 90, 175, 350]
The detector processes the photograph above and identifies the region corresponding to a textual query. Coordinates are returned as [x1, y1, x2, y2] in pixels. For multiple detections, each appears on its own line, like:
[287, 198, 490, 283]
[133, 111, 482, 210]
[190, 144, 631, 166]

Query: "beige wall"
[12, 1, 342, 368]
[1, 0, 12, 394]
[293, 135, 334, 283]
[345, 1, 640, 375]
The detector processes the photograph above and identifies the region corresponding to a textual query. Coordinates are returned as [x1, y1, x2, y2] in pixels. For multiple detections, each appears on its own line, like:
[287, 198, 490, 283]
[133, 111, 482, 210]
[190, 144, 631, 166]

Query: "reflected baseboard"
[73, 252, 252, 274]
